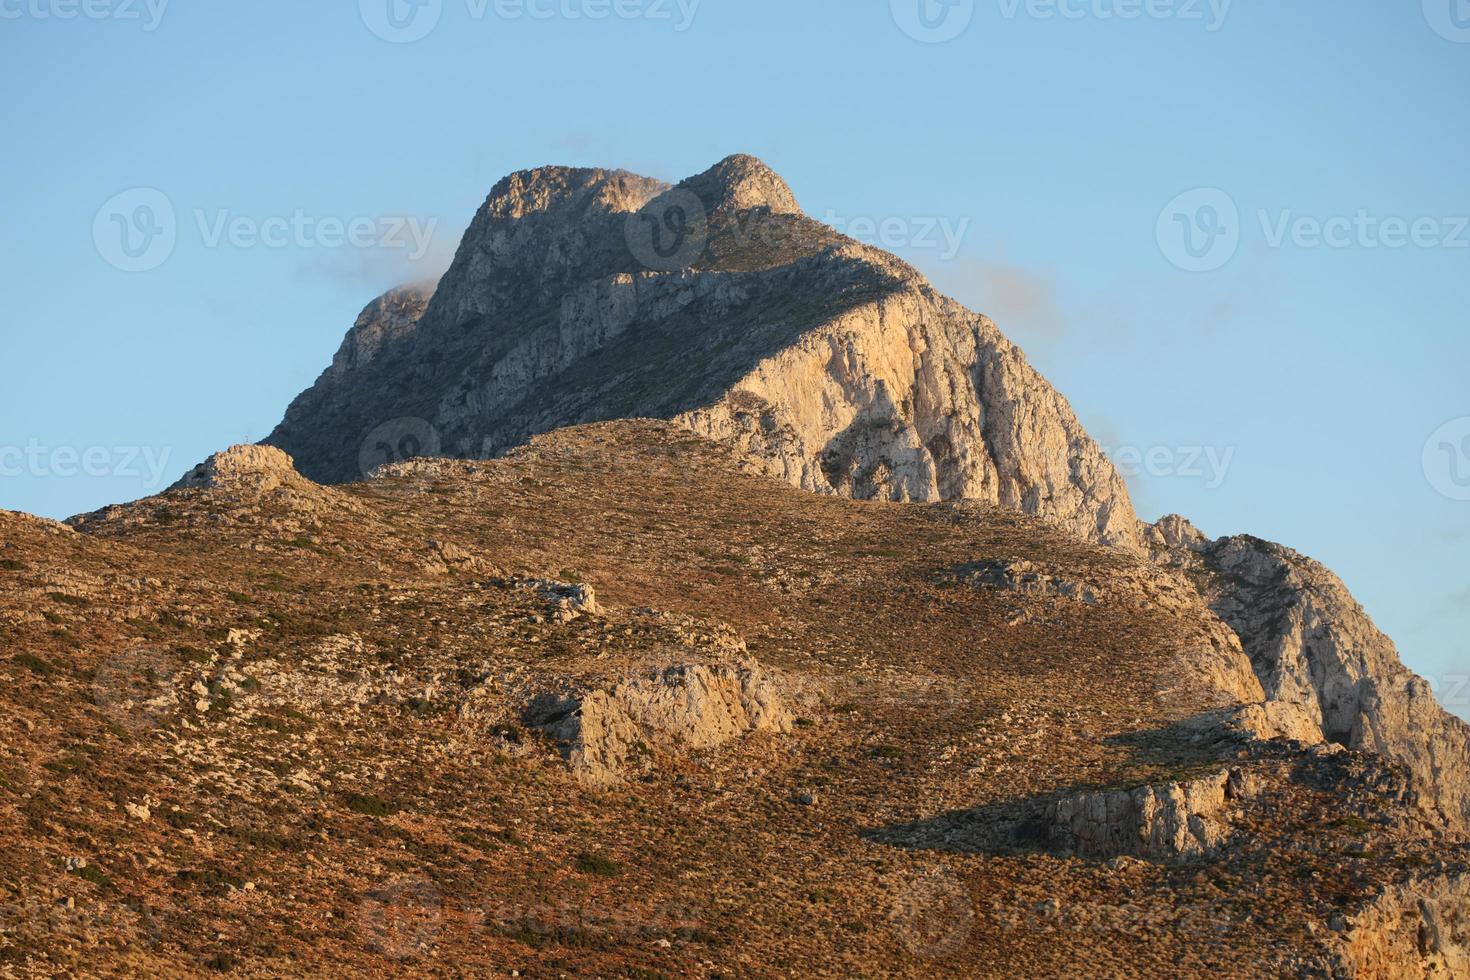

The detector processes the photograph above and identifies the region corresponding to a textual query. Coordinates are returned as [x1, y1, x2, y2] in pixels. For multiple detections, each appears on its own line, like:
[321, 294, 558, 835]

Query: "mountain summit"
[266, 154, 1141, 550]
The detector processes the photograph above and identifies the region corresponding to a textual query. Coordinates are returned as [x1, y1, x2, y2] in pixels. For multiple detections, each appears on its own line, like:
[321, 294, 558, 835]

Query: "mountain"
[267, 154, 1469, 834]
[5, 425, 1465, 976]
[5, 155, 1467, 976]
[265, 154, 1141, 550]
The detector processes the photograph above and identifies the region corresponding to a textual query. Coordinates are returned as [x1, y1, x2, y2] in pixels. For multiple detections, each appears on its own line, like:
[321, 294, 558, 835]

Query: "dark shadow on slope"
[860, 714, 1259, 859]
[270, 244, 910, 484]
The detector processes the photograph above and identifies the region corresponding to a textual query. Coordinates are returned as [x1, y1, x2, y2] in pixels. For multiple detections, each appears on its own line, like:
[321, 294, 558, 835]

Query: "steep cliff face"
[265, 155, 1140, 550]
[678, 284, 1138, 547]
[1150, 518, 1470, 833]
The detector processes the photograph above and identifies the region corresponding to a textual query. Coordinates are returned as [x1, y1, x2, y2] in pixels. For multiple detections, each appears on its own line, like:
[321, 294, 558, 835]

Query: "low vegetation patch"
[573, 851, 623, 877]
[345, 793, 397, 818]
[12, 653, 54, 677]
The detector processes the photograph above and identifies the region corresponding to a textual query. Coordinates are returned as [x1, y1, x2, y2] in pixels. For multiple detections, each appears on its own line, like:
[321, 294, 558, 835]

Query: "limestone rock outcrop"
[517, 578, 601, 623]
[254, 152, 1464, 840]
[1326, 872, 1470, 978]
[170, 444, 310, 495]
[1220, 699, 1326, 746]
[1151, 517, 1470, 833]
[526, 658, 793, 784]
[1044, 769, 1257, 863]
[325, 284, 436, 379]
[265, 155, 1141, 550]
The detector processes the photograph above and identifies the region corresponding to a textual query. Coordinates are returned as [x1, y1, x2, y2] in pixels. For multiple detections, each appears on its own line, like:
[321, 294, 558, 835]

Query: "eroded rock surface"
[1045, 768, 1257, 862]
[526, 658, 794, 783]
[949, 558, 1103, 604]
[170, 444, 307, 495]
[1327, 872, 1470, 979]
[253, 156, 1460, 841]
[1150, 517, 1470, 834]
[7, 419, 1468, 977]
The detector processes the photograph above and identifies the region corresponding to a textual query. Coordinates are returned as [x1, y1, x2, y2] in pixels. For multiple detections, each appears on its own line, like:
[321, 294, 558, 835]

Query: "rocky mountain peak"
[255, 154, 1470, 844]
[266, 155, 1142, 551]
[481, 165, 667, 223]
[675, 153, 801, 217]
[170, 444, 306, 494]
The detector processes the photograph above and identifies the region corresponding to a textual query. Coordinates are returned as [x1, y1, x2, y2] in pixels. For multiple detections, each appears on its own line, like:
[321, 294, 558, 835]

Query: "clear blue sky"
[2, 2, 1467, 716]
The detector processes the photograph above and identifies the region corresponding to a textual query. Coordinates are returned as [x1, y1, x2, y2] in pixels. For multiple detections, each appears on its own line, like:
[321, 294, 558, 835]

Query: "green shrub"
[574, 852, 622, 877]
[345, 793, 396, 818]
[69, 864, 111, 888]
[12, 653, 54, 677]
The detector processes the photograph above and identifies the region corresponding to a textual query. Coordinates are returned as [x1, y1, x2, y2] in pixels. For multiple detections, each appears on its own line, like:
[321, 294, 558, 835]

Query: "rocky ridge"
[1150, 516, 1470, 833]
